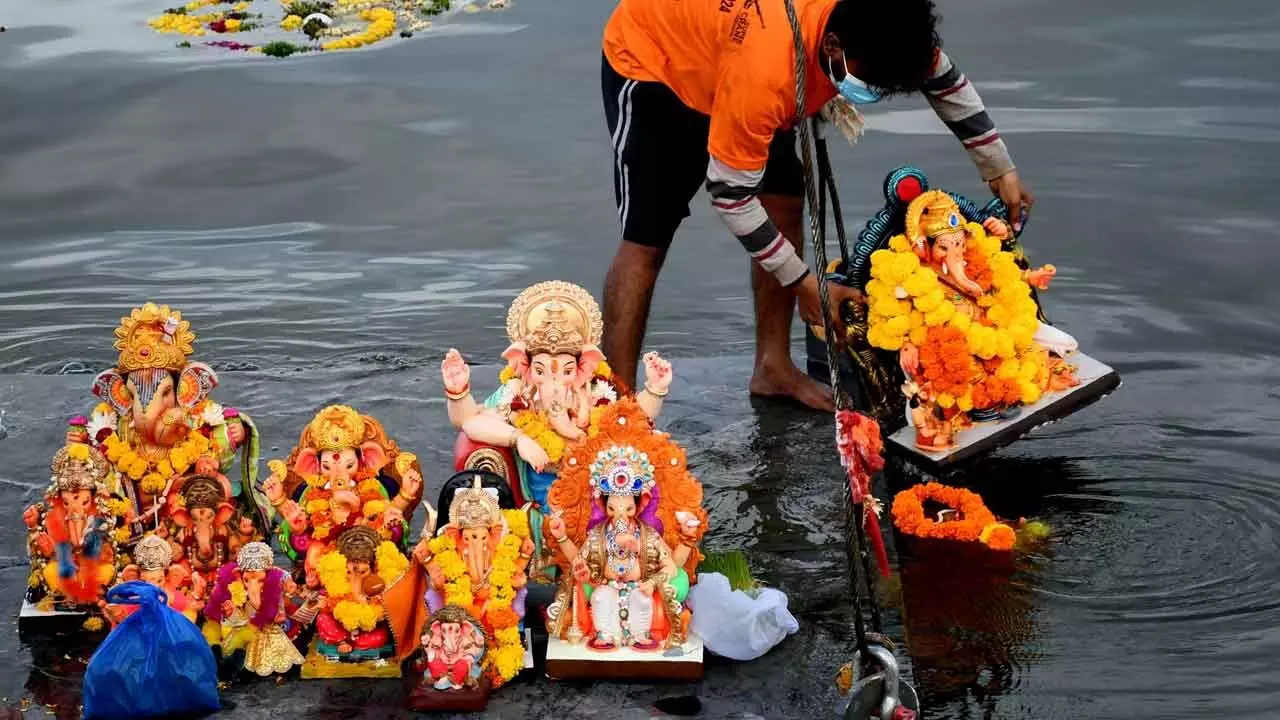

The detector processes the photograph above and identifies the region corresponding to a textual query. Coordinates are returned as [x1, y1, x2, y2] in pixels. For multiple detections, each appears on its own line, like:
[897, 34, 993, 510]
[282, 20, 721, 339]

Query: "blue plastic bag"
[83, 581, 221, 720]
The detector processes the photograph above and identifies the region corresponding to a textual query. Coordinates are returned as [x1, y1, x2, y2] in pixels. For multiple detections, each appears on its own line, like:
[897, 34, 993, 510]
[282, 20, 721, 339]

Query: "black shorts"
[602, 54, 804, 250]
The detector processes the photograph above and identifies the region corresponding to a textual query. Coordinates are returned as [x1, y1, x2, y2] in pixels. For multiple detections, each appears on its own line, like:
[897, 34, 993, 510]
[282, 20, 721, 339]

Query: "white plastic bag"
[687, 572, 799, 661]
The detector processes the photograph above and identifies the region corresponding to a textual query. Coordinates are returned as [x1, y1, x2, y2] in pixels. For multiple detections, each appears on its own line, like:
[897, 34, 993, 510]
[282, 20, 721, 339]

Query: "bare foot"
[749, 363, 836, 412]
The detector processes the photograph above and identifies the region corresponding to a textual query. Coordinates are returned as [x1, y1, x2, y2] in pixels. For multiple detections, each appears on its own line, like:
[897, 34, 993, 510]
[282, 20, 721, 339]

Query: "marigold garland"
[373, 541, 408, 586]
[101, 426, 214, 495]
[890, 483, 1015, 551]
[427, 510, 530, 687]
[511, 411, 567, 465]
[315, 542, 406, 633]
[316, 551, 351, 597]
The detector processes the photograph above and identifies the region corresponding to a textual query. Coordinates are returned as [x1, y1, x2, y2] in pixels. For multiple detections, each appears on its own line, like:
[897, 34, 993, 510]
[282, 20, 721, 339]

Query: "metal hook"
[839, 642, 920, 720]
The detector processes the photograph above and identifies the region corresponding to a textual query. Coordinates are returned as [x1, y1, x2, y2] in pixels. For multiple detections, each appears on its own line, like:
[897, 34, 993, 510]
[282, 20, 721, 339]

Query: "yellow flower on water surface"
[281, 14, 303, 31]
[224, 18, 242, 31]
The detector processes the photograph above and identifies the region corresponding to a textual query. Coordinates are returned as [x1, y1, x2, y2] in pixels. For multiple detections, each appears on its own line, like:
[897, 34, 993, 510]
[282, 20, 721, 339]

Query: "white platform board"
[888, 351, 1120, 470]
[545, 633, 704, 681]
[20, 599, 86, 619]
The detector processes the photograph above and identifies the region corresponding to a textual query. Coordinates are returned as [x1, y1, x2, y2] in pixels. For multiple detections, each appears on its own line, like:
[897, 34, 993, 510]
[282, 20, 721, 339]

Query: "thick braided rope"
[781, 0, 850, 411]
[782, 0, 883, 650]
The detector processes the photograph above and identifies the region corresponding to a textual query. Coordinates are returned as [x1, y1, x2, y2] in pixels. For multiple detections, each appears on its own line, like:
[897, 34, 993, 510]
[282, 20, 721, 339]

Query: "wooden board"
[886, 351, 1121, 471]
[544, 634, 704, 682]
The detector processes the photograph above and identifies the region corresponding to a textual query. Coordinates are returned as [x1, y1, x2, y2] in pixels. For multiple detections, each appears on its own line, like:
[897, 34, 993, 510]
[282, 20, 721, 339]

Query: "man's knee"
[608, 240, 668, 276]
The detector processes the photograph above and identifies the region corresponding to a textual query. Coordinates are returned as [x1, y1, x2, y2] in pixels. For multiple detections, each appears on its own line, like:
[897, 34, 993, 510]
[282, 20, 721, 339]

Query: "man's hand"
[796, 273, 864, 345]
[988, 171, 1034, 234]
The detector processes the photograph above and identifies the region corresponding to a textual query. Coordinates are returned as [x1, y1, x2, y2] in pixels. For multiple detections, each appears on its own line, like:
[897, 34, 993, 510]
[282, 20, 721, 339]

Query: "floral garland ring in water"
[890, 482, 1016, 551]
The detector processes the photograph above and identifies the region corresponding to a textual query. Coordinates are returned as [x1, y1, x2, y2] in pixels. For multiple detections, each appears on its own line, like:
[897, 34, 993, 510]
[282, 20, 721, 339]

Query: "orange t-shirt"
[603, 0, 839, 172]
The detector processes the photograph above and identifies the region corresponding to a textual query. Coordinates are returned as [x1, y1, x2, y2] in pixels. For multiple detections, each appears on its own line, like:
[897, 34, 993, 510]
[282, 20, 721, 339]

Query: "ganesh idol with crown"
[298, 525, 421, 678]
[259, 405, 424, 591]
[63, 303, 266, 536]
[406, 473, 534, 712]
[442, 281, 673, 573]
[864, 190, 1081, 451]
[541, 400, 708, 680]
[22, 444, 128, 626]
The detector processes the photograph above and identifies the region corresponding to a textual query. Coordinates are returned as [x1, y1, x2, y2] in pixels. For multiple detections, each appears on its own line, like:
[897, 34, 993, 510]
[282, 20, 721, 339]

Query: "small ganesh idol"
[202, 542, 306, 677]
[164, 473, 255, 592]
[102, 533, 202, 626]
[408, 473, 533, 711]
[259, 405, 424, 590]
[865, 190, 1081, 451]
[302, 526, 420, 678]
[23, 444, 127, 626]
[443, 280, 673, 571]
[542, 400, 708, 680]
[65, 303, 265, 535]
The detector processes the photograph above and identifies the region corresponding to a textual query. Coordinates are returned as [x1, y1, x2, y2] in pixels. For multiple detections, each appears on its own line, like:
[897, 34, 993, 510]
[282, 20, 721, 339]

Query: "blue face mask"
[829, 54, 882, 105]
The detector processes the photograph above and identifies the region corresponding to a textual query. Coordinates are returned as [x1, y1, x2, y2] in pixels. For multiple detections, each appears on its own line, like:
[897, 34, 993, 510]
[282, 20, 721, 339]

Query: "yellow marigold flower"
[888, 233, 912, 253]
[224, 18, 242, 31]
[83, 617, 105, 632]
[112, 528, 133, 544]
[68, 444, 91, 461]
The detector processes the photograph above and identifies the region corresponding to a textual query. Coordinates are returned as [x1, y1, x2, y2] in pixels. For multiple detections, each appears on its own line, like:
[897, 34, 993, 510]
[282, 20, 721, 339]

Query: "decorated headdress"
[134, 534, 173, 572]
[180, 474, 226, 510]
[905, 190, 964, 243]
[50, 443, 110, 493]
[236, 541, 275, 572]
[336, 525, 382, 564]
[113, 303, 195, 375]
[590, 445, 656, 497]
[306, 405, 367, 453]
[449, 475, 503, 529]
[506, 281, 603, 356]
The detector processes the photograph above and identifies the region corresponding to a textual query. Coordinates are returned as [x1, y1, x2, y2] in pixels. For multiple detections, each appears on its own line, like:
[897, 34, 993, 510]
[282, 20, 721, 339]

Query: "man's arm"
[922, 50, 1014, 182]
[705, 158, 810, 288]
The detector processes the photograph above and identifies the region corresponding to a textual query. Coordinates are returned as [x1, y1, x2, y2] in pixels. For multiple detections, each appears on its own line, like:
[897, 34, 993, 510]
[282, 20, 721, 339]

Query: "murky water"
[1, 0, 1279, 718]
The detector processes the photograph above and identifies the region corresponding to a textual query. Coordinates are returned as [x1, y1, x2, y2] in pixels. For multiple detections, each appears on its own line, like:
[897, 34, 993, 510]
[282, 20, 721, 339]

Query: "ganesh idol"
[408, 472, 533, 710]
[63, 303, 265, 535]
[541, 400, 708, 680]
[301, 525, 421, 678]
[23, 444, 127, 625]
[864, 190, 1081, 451]
[443, 280, 673, 570]
[260, 404, 424, 589]
[163, 472, 258, 592]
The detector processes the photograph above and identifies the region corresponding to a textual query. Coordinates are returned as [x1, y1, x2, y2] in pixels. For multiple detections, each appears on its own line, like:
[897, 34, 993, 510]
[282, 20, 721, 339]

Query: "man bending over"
[600, 0, 1034, 411]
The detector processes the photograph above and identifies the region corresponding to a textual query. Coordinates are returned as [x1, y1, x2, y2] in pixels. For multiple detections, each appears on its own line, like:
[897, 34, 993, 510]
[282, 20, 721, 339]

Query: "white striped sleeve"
[923, 51, 1015, 181]
[705, 157, 810, 287]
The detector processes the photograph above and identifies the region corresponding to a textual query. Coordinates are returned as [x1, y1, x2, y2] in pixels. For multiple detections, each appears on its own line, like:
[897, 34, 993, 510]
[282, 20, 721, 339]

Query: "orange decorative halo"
[890, 483, 1015, 551]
